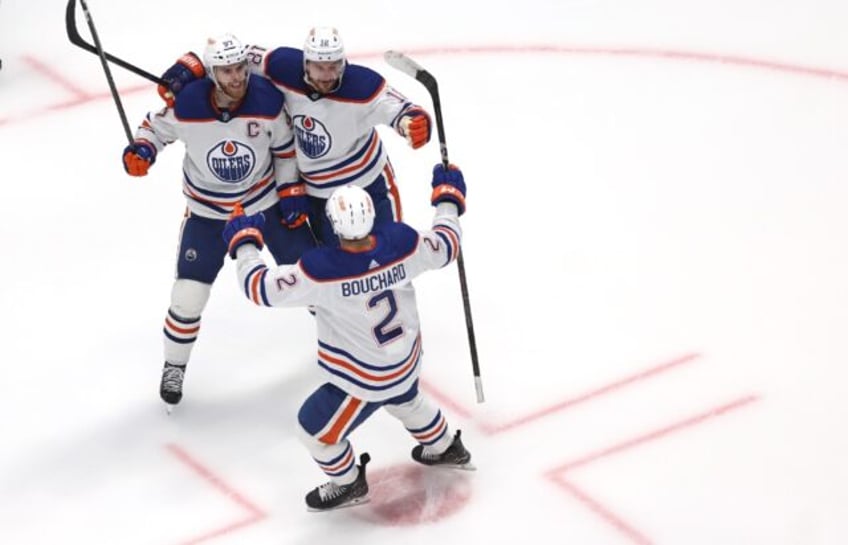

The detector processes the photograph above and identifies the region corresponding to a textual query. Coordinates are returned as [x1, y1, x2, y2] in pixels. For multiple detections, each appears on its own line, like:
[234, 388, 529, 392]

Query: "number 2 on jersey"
[369, 291, 403, 344]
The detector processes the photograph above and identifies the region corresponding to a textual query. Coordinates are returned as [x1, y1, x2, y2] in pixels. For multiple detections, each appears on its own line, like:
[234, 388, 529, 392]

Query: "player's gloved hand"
[430, 163, 466, 215]
[157, 52, 206, 107]
[277, 182, 309, 228]
[122, 140, 157, 176]
[398, 109, 432, 149]
[223, 203, 266, 258]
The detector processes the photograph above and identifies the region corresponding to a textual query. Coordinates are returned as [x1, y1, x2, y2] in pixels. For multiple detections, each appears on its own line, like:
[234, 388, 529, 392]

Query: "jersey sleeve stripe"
[243, 264, 270, 305]
[433, 225, 460, 264]
[390, 103, 420, 128]
[273, 149, 296, 159]
[271, 136, 296, 158]
[271, 136, 295, 151]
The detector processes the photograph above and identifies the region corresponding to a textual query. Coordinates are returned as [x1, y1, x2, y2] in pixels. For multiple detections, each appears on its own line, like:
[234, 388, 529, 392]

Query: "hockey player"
[158, 26, 432, 245]
[221, 164, 473, 510]
[122, 33, 316, 409]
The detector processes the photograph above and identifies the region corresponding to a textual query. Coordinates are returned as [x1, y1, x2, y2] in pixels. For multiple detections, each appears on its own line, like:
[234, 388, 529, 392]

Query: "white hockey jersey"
[234, 206, 462, 401]
[249, 46, 428, 198]
[134, 74, 297, 219]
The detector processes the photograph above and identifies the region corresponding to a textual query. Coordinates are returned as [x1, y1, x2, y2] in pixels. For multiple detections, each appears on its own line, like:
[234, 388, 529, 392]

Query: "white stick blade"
[384, 50, 423, 78]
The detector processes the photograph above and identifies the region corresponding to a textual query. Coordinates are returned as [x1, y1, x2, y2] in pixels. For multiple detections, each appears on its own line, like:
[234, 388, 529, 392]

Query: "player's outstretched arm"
[416, 163, 466, 270]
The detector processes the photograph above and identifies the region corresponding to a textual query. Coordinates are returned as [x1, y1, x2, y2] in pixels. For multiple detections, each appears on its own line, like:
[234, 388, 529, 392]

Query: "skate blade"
[440, 462, 476, 471]
[421, 460, 477, 471]
[164, 403, 176, 415]
[307, 496, 370, 512]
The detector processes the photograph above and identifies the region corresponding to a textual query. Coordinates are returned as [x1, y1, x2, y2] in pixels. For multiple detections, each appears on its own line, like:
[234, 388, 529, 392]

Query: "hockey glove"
[223, 203, 266, 258]
[277, 182, 309, 229]
[430, 163, 466, 215]
[398, 109, 432, 149]
[122, 140, 157, 176]
[158, 53, 206, 107]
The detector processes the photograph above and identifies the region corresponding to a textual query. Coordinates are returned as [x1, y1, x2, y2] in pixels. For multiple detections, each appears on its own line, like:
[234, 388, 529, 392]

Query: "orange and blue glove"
[277, 182, 309, 229]
[223, 203, 265, 258]
[430, 163, 466, 215]
[122, 140, 156, 176]
[158, 52, 206, 107]
[398, 108, 432, 149]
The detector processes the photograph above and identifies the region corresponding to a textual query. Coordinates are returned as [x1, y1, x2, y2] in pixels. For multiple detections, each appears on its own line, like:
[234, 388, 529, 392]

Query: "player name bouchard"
[341, 264, 407, 296]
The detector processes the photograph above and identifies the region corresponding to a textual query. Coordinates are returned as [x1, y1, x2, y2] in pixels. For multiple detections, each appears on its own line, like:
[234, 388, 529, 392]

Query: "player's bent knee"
[170, 279, 212, 318]
[384, 392, 423, 419]
[295, 417, 327, 449]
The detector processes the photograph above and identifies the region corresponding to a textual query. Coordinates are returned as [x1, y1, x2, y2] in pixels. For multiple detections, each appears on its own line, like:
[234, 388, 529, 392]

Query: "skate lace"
[162, 366, 184, 391]
[317, 481, 345, 501]
[421, 441, 467, 464]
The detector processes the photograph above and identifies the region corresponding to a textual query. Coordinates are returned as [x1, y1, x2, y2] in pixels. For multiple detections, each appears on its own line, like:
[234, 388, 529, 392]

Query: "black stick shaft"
[76, 0, 133, 143]
[66, 0, 166, 86]
[414, 67, 485, 403]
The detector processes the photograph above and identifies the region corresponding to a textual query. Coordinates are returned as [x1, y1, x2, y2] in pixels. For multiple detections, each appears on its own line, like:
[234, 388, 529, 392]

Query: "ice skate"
[159, 362, 186, 411]
[412, 430, 475, 470]
[305, 453, 371, 511]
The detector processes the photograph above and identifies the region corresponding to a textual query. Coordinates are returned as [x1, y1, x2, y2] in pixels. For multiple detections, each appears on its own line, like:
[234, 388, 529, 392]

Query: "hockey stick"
[384, 51, 485, 403]
[65, 0, 166, 87]
[66, 0, 134, 143]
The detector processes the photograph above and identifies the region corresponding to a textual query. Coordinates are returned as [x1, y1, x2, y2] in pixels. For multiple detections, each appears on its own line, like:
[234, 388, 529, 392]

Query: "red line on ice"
[545, 394, 760, 545]
[483, 353, 699, 435]
[165, 443, 266, 545]
[421, 352, 700, 434]
[5, 44, 848, 127]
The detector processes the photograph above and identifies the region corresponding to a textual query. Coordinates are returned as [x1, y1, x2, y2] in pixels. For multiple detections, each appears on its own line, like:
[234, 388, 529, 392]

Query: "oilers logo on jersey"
[206, 140, 256, 183]
[292, 115, 331, 159]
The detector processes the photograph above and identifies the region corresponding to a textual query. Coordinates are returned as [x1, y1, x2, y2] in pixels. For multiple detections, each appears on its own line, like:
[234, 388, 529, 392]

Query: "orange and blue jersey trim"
[163, 309, 200, 344]
[242, 264, 271, 306]
[317, 397, 366, 445]
[314, 443, 356, 477]
[408, 411, 448, 446]
[271, 136, 296, 159]
[433, 223, 460, 265]
[317, 334, 422, 393]
[300, 130, 384, 189]
[182, 164, 275, 215]
[389, 104, 425, 130]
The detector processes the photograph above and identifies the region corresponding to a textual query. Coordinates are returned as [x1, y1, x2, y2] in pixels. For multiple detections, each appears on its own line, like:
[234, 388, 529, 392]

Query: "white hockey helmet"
[326, 185, 375, 240]
[303, 27, 346, 63]
[203, 33, 249, 87]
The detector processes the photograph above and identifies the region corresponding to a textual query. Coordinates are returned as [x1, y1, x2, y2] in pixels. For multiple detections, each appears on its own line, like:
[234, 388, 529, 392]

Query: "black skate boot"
[159, 362, 186, 408]
[305, 453, 371, 511]
[412, 430, 474, 469]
